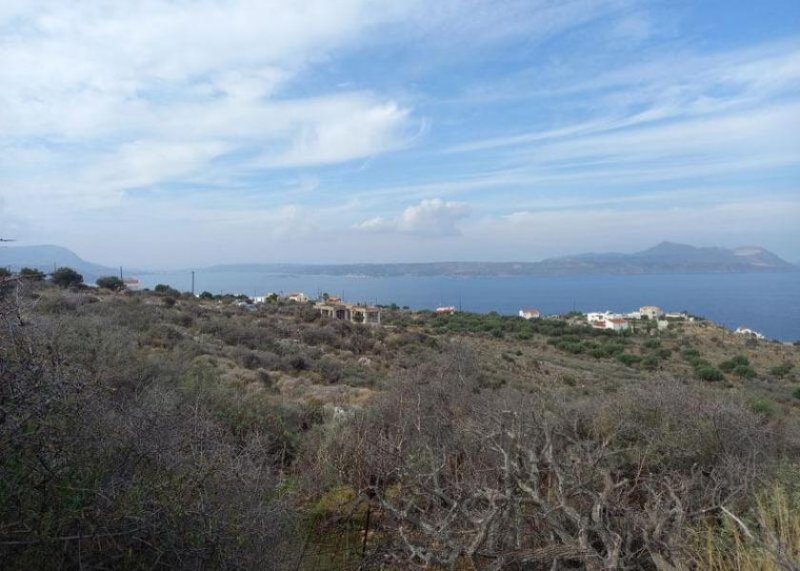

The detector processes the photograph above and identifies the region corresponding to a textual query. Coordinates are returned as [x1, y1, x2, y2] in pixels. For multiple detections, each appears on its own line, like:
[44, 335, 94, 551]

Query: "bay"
[138, 271, 800, 342]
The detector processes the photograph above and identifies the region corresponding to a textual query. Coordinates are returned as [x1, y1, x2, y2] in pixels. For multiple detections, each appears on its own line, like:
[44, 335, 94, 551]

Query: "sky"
[1, 0, 799, 267]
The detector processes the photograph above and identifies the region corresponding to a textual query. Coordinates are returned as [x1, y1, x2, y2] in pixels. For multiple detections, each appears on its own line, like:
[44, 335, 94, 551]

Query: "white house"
[435, 306, 457, 315]
[519, 308, 540, 320]
[587, 311, 623, 323]
[605, 317, 630, 332]
[590, 317, 630, 332]
[286, 292, 308, 303]
[639, 305, 664, 320]
[735, 326, 765, 340]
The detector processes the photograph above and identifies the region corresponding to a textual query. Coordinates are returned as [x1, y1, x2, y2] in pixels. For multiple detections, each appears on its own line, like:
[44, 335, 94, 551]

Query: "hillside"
[2, 279, 799, 569]
[0, 244, 116, 281]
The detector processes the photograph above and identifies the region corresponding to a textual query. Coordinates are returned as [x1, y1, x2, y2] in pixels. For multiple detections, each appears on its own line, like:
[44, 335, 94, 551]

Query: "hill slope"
[0, 244, 116, 280]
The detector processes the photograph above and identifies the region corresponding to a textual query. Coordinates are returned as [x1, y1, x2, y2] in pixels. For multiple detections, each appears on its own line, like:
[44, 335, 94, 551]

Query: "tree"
[50, 266, 83, 288]
[0, 267, 11, 279]
[19, 267, 45, 281]
[199, 291, 214, 300]
[96, 276, 125, 291]
[154, 283, 180, 297]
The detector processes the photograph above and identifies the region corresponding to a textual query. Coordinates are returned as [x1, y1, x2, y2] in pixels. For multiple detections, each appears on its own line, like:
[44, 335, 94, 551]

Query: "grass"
[693, 476, 800, 570]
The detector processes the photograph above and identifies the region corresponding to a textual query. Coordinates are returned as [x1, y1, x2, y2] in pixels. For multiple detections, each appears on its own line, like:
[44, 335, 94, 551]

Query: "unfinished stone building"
[315, 300, 381, 325]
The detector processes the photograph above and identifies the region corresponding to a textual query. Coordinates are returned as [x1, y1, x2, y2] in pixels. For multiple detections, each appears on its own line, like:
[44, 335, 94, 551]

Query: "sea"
[137, 271, 800, 342]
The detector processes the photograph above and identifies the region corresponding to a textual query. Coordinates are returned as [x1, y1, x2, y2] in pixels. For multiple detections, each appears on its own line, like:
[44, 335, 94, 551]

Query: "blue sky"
[1, 0, 799, 266]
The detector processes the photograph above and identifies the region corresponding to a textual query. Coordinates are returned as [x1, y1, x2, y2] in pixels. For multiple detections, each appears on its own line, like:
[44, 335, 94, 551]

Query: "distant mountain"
[0, 244, 116, 281]
[2, 242, 795, 281]
[208, 242, 797, 277]
[531, 242, 797, 276]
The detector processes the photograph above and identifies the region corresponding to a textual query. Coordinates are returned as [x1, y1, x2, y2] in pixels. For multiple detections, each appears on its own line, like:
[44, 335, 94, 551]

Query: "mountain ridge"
[2, 242, 796, 279]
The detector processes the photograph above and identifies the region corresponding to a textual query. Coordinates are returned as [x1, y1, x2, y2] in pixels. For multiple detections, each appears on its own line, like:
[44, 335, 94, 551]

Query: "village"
[219, 290, 768, 340]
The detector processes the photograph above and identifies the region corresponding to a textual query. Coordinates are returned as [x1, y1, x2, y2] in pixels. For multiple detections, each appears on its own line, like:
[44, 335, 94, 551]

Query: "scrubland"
[2, 280, 799, 569]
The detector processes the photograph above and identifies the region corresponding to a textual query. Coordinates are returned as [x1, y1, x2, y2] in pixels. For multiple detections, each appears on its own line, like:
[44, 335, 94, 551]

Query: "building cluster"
[252, 292, 308, 304]
[583, 305, 693, 332]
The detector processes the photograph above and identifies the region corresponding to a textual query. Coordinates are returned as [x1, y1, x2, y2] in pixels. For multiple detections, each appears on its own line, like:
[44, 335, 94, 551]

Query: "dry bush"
[302, 344, 798, 569]
[1, 286, 299, 569]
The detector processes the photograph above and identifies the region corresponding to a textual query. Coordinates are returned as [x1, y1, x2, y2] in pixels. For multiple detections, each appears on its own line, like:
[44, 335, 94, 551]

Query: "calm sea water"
[138, 271, 800, 342]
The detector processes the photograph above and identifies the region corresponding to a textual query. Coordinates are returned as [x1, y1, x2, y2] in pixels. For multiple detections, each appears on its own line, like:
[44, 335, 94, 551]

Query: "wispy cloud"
[1, 1, 798, 263]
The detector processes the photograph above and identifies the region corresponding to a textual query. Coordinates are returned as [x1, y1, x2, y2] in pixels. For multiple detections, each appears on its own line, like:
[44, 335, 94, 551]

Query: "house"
[665, 311, 694, 322]
[590, 317, 629, 332]
[735, 326, 765, 340]
[286, 292, 308, 303]
[435, 306, 457, 315]
[639, 305, 664, 320]
[605, 317, 630, 332]
[587, 311, 623, 323]
[519, 308, 540, 320]
[316, 300, 381, 325]
[123, 277, 141, 290]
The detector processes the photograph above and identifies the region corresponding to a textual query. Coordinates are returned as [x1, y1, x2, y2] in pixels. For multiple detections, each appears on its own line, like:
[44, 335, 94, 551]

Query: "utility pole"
[191, 271, 195, 296]
[119, 266, 123, 280]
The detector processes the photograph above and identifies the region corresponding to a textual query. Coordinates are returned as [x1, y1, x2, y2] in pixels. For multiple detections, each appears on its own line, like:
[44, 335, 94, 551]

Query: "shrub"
[162, 296, 177, 307]
[154, 283, 181, 297]
[770, 362, 794, 378]
[695, 364, 724, 382]
[719, 355, 750, 372]
[96, 275, 125, 291]
[50, 266, 83, 288]
[732, 364, 757, 378]
[793, 387, 800, 400]
[617, 353, 642, 366]
[642, 354, 659, 370]
[681, 348, 701, 360]
[19, 267, 45, 281]
[750, 398, 777, 416]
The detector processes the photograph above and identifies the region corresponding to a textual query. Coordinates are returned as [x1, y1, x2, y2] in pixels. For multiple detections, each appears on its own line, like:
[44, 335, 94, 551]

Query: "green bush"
[50, 266, 83, 288]
[96, 275, 125, 291]
[19, 267, 45, 281]
[642, 355, 660, 370]
[617, 353, 642, 366]
[681, 348, 700, 360]
[720, 355, 750, 372]
[770, 362, 794, 378]
[750, 398, 777, 416]
[732, 364, 757, 378]
[695, 364, 723, 382]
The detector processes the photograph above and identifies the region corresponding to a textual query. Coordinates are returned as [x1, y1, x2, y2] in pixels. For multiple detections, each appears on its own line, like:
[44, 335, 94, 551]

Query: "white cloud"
[357, 198, 470, 236]
[0, 0, 419, 207]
